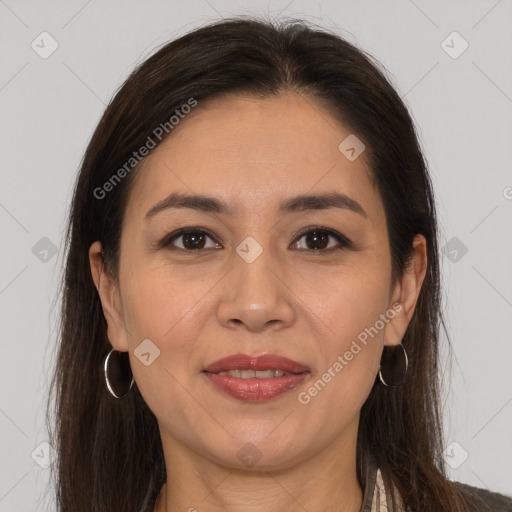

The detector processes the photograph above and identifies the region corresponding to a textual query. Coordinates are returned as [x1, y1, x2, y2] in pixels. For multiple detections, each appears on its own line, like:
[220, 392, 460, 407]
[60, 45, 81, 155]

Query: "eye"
[162, 228, 222, 251]
[159, 226, 352, 253]
[291, 226, 352, 252]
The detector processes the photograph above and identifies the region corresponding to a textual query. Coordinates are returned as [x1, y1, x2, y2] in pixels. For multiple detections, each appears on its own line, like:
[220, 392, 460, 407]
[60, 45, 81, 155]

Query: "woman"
[47, 17, 512, 512]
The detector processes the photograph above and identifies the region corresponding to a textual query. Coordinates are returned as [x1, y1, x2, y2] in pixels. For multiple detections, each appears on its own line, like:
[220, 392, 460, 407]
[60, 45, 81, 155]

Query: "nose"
[216, 247, 296, 333]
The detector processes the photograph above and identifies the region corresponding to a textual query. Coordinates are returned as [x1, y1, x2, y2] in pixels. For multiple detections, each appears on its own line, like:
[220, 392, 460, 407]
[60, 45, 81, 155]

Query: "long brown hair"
[47, 16, 476, 511]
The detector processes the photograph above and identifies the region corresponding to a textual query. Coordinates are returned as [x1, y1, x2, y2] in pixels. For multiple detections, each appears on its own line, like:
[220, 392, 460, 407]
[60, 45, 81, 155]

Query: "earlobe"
[88, 241, 130, 352]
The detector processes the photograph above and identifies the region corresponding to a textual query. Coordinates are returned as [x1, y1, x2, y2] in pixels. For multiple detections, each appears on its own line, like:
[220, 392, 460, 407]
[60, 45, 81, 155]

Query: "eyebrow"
[144, 191, 367, 221]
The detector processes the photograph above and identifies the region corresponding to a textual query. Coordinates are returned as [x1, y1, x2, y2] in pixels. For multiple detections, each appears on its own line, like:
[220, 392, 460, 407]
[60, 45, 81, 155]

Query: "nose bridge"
[235, 243, 276, 301]
[216, 236, 295, 331]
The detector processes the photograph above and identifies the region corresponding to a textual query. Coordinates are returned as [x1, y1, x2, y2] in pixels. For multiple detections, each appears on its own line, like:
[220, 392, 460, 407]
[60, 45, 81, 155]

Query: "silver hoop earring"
[104, 348, 134, 398]
[378, 342, 408, 387]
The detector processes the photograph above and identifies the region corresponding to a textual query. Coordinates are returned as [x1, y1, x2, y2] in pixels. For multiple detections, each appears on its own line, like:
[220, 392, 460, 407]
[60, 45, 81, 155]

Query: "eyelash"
[159, 225, 353, 253]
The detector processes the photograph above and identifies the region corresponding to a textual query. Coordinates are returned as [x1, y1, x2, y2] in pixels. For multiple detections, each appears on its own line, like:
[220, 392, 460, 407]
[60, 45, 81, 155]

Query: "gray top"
[360, 459, 512, 511]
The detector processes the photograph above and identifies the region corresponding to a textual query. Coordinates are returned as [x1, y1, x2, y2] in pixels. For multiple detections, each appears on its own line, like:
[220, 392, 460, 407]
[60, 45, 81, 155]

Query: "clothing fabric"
[360, 459, 512, 512]
[360, 461, 404, 511]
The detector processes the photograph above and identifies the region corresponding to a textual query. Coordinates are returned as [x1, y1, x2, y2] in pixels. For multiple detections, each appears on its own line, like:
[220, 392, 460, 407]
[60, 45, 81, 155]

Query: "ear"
[383, 234, 428, 347]
[89, 241, 130, 352]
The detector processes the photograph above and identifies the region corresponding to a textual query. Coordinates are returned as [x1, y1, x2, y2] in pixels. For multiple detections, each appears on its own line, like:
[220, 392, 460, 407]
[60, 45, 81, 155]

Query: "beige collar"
[369, 468, 405, 512]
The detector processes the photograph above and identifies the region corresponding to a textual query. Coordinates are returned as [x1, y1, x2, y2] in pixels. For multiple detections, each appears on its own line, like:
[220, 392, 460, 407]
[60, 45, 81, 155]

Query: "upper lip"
[203, 354, 310, 374]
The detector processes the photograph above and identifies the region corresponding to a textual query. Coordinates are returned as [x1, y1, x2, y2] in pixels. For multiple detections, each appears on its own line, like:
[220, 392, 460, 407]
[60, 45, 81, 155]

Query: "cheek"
[122, 267, 213, 346]
[311, 264, 390, 347]
[122, 271, 214, 402]
[304, 272, 389, 405]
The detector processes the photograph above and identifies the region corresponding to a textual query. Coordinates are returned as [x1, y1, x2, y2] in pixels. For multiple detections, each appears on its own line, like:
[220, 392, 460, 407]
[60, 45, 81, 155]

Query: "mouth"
[203, 353, 310, 374]
[202, 353, 310, 402]
[215, 369, 294, 378]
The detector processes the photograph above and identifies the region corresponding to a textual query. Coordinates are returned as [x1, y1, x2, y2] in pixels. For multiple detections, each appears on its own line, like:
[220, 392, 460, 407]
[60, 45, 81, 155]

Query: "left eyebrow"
[144, 191, 367, 221]
[277, 192, 367, 218]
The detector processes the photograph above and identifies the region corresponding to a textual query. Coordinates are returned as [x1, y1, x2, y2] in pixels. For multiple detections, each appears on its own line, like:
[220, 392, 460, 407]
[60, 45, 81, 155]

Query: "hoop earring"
[104, 348, 134, 398]
[378, 341, 408, 387]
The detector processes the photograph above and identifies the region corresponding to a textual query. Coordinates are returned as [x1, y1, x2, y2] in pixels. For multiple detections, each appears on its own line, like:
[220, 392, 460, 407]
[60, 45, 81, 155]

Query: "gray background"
[1, 0, 511, 510]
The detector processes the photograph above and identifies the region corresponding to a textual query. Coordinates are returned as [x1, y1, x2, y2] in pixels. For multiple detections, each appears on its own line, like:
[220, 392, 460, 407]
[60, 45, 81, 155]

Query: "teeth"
[217, 369, 286, 378]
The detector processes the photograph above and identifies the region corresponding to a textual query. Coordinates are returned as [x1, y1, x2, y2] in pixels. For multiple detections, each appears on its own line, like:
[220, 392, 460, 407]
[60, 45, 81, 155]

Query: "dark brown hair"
[47, 16, 475, 511]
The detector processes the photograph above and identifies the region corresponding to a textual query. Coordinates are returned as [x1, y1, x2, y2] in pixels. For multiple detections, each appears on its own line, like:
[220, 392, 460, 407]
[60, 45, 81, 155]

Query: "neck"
[154, 418, 363, 512]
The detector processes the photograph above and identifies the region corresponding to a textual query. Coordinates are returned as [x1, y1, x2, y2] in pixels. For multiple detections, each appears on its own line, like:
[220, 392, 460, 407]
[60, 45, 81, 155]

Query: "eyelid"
[159, 225, 353, 252]
[159, 227, 221, 250]
[291, 225, 353, 250]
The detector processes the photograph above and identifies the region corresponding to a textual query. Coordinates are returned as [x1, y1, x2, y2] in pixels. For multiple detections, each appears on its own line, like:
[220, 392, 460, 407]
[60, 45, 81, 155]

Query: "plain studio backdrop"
[0, 1, 511, 510]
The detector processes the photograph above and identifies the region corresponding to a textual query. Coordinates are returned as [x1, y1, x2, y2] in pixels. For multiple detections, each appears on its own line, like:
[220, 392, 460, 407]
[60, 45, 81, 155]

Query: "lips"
[202, 354, 310, 402]
[202, 353, 310, 374]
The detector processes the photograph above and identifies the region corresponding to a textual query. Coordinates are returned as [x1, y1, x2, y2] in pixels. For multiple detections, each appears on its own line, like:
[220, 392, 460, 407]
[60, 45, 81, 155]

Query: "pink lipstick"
[202, 353, 310, 402]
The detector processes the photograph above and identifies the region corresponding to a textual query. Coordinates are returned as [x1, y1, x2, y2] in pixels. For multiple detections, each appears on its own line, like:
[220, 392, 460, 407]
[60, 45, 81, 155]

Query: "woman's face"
[91, 92, 426, 470]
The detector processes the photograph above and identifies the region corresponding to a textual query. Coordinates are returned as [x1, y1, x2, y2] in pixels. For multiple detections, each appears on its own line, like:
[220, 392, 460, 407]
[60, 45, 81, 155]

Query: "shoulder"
[453, 481, 512, 511]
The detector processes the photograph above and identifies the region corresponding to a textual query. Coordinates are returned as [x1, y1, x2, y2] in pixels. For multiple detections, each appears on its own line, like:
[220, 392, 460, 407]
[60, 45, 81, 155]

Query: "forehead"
[126, 92, 382, 221]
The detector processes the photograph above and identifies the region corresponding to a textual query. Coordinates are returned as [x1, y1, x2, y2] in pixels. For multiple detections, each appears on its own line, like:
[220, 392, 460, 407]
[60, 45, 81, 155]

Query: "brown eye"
[164, 229, 221, 251]
[182, 232, 206, 249]
[303, 230, 329, 250]
[292, 227, 351, 252]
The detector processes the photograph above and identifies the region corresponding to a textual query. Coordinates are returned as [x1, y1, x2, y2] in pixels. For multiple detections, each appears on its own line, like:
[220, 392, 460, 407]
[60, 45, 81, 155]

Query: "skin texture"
[89, 92, 427, 512]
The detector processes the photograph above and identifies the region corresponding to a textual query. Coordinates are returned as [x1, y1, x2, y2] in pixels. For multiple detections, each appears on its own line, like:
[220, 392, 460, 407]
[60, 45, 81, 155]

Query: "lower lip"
[203, 372, 309, 402]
